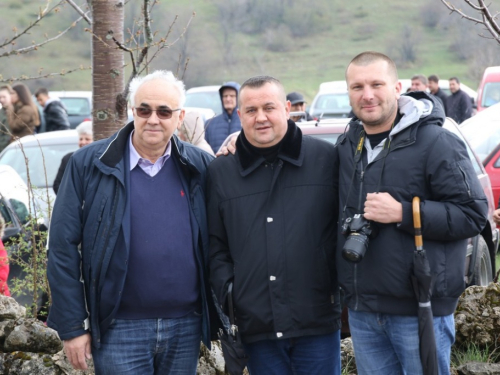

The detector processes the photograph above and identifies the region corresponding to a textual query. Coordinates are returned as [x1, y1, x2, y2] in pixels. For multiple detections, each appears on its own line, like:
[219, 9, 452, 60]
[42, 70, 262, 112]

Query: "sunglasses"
[135, 107, 181, 119]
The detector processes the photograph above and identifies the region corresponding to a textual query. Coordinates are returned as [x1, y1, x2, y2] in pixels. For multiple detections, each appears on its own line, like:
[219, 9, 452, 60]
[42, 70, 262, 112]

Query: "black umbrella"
[411, 197, 438, 375]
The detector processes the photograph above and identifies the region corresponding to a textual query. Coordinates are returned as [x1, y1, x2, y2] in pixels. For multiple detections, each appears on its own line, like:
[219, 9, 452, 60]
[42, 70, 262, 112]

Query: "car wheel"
[471, 236, 492, 286]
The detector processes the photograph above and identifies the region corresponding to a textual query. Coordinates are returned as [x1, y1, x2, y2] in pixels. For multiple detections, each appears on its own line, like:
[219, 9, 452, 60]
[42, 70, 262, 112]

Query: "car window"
[0, 144, 78, 188]
[185, 92, 222, 116]
[59, 97, 91, 116]
[481, 82, 500, 108]
[461, 120, 500, 161]
[0, 199, 15, 228]
[315, 93, 351, 111]
[494, 154, 500, 168]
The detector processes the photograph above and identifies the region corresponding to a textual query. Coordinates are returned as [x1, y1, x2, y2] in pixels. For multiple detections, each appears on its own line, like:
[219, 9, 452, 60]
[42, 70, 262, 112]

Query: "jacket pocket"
[452, 160, 481, 199]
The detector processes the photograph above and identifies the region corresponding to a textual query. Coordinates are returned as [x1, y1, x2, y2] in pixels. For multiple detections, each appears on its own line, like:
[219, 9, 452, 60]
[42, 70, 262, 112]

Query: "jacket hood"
[219, 81, 240, 113]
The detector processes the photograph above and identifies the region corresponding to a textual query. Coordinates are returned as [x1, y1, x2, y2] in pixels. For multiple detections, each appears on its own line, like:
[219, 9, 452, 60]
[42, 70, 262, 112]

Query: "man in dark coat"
[35, 88, 70, 132]
[428, 74, 448, 113]
[337, 51, 487, 374]
[204, 81, 241, 153]
[286, 91, 313, 122]
[47, 71, 217, 374]
[445, 76, 472, 124]
[208, 76, 341, 374]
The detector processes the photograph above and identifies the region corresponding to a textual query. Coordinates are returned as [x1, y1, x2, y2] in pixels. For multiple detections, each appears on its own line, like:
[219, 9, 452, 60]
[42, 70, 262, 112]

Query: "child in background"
[0, 214, 10, 296]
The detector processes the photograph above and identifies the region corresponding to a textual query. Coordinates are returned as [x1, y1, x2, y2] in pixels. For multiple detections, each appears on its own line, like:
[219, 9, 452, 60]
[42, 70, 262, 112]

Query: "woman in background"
[8, 83, 40, 140]
[177, 111, 214, 156]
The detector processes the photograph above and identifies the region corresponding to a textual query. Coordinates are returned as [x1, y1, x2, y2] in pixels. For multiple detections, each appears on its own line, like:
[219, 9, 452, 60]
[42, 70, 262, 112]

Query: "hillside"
[0, 0, 497, 102]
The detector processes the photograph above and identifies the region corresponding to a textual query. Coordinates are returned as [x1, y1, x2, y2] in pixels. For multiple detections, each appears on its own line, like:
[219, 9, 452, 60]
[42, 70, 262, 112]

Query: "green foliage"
[452, 342, 500, 367]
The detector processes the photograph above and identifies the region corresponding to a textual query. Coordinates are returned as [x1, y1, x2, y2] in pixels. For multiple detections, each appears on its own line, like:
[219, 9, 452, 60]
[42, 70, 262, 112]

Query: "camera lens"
[342, 233, 369, 263]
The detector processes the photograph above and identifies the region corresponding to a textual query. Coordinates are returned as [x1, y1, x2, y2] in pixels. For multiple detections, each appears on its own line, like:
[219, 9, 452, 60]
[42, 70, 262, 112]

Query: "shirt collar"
[129, 130, 171, 171]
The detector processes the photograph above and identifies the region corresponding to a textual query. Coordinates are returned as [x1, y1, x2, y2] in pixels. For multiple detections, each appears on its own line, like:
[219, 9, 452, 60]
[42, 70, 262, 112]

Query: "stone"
[456, 361, 500, 375]
[0, 319, 15, 348]
[455, 283, 500, 346]
[0, 295, 26, 321]
[4, 318, 63, 354]
[51, 349, 94, 375]
[3, 352, 58, 375]
[341, 337, 357, 374]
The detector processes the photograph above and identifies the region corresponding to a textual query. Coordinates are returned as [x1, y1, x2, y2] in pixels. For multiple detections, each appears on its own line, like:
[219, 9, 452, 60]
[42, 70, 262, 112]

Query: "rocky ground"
[0, 282, 499, 374]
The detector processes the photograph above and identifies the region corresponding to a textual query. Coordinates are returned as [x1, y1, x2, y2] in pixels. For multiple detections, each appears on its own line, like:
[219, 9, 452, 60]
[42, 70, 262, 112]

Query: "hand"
[493, 208, 500, 226]
[64, 333, 92, 370]
[364, 192, 403, 224]
[216, 135, 237, 156]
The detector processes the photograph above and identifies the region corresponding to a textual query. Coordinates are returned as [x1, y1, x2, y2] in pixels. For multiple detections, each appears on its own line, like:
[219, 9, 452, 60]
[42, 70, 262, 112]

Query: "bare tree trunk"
[91, 0, 127, 140]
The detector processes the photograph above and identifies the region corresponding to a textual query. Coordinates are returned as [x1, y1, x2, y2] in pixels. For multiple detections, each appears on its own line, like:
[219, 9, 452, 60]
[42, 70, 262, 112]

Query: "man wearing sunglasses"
[47, 70, 217, 374]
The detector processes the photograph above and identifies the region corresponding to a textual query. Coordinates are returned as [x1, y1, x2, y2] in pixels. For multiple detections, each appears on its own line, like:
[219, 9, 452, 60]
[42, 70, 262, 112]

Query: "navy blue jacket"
[205, 81, 241, 153]
[47, 122, 216, 348]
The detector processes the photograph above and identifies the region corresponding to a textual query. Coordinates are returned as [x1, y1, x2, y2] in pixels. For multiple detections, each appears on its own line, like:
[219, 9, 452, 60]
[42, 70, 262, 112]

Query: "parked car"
[309, 81, 352, 119]
[184, 86, 222, 116]
[460, 102, 500, 210]
[50, 91, 92, 129]
[0, 130, 79, 226]
[476, 66, 500, 112]
[298, 117, 499, 287]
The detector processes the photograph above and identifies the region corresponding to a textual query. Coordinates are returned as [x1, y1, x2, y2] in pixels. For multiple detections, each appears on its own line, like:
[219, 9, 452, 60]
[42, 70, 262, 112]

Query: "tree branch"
[65, 0, 92, 24]
[0, 66, 91, 83]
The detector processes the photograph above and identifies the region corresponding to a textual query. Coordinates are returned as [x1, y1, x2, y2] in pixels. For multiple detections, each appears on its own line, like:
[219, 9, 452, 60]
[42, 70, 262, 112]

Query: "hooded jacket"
[208, 120, 341, 343]
[44, 99, 70, 132]
[47, 122, 217, 348]
[204, 82, 241, 153]
[335, 92, 488, 317]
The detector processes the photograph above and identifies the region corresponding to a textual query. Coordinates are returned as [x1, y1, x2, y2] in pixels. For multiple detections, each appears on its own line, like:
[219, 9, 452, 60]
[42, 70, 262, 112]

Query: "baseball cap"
[286, 92, 305, 105]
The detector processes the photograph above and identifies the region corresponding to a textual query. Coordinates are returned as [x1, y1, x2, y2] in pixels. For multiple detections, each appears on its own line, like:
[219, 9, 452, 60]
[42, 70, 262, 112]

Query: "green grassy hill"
[0, 0, 495, 103]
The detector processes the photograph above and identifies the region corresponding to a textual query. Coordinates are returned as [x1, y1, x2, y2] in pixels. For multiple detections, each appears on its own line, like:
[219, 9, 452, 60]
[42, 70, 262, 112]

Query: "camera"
[341, 214, 378, 263]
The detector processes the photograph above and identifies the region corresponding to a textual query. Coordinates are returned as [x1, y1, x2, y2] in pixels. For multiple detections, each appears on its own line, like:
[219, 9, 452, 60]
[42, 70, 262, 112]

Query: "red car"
[460, 103, 500, 211]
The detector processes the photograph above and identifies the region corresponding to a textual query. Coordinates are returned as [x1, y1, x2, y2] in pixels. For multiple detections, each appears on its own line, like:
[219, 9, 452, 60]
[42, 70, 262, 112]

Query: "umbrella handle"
[412, 197, 424, 250]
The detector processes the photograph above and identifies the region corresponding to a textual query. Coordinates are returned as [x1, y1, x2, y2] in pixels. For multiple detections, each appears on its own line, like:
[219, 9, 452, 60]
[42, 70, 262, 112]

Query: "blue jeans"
[243, 331, 341, 375]
[92, 312, 202, 375]
[348, 309, 454, 375]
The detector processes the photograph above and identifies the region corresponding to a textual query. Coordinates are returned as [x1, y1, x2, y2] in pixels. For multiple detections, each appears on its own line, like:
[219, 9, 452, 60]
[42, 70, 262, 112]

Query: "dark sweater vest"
[116, 157, 199, 319]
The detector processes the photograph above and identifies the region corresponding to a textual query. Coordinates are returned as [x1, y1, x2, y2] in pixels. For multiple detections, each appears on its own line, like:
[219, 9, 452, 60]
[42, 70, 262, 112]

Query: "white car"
[309, 81, 352, 119]
[184, 86, 222, 116]
[50, 91, 92, 128]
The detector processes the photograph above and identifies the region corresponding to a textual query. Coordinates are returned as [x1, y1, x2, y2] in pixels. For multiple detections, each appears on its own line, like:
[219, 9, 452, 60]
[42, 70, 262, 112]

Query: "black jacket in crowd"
[433, 87, 448, 114]
[44, 100, 70, 132]
[208, 120, 341, 343]
[335, 92, 488, 317]
[445, 89, 472, 124]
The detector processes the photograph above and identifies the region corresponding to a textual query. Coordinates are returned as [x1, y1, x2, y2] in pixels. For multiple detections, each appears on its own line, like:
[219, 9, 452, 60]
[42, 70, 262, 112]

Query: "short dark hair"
[428, 75, 439, 83]
[239, 75, 286, 106]
[411, 74, 428, 85]
[346, 51, 399, 82]
[0, 85, 14, 94]
[34, 87, 49, 98]
[449, 77, 460, 84]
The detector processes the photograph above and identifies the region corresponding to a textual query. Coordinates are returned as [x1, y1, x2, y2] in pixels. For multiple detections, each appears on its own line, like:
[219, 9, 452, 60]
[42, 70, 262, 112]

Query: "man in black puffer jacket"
[208, 76, 341, 374]
[35, 88, 70, 132]
[336, 51, 488, 375]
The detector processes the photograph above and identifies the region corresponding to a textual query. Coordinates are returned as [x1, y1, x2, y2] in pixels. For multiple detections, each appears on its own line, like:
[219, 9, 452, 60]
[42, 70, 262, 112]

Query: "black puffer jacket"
[208, 120, 341, 343]
[44, 100, 70, 132]
[335, 92, 488, 317]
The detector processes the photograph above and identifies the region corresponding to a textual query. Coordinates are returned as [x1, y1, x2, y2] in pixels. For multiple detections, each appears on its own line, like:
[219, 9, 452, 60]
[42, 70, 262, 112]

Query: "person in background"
[53, 121, 93, 195]
[35, 88, 70, 132]
[409, 74, 444, 111]
[0, 214, 10, 297]
[446, 77, 472, 124]
[0, 85, 14, 153]
[8, 84, 40, 140]
[177, 111, 214, 156]
[428, 74, 448, 113]
[204, 81, 241, 153]
[286, 92, 313, 122]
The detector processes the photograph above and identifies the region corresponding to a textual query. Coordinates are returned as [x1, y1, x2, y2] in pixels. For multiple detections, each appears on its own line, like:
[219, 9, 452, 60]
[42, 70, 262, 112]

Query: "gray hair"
[411, 74, 428, 85]
[76, 121, 93, 136]
[128, 70, 186, 108]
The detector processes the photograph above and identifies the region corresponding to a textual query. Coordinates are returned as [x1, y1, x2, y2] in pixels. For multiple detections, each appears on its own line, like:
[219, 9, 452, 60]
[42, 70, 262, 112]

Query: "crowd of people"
[42, 50, 489, 375]
[0, 84, 70, 154]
